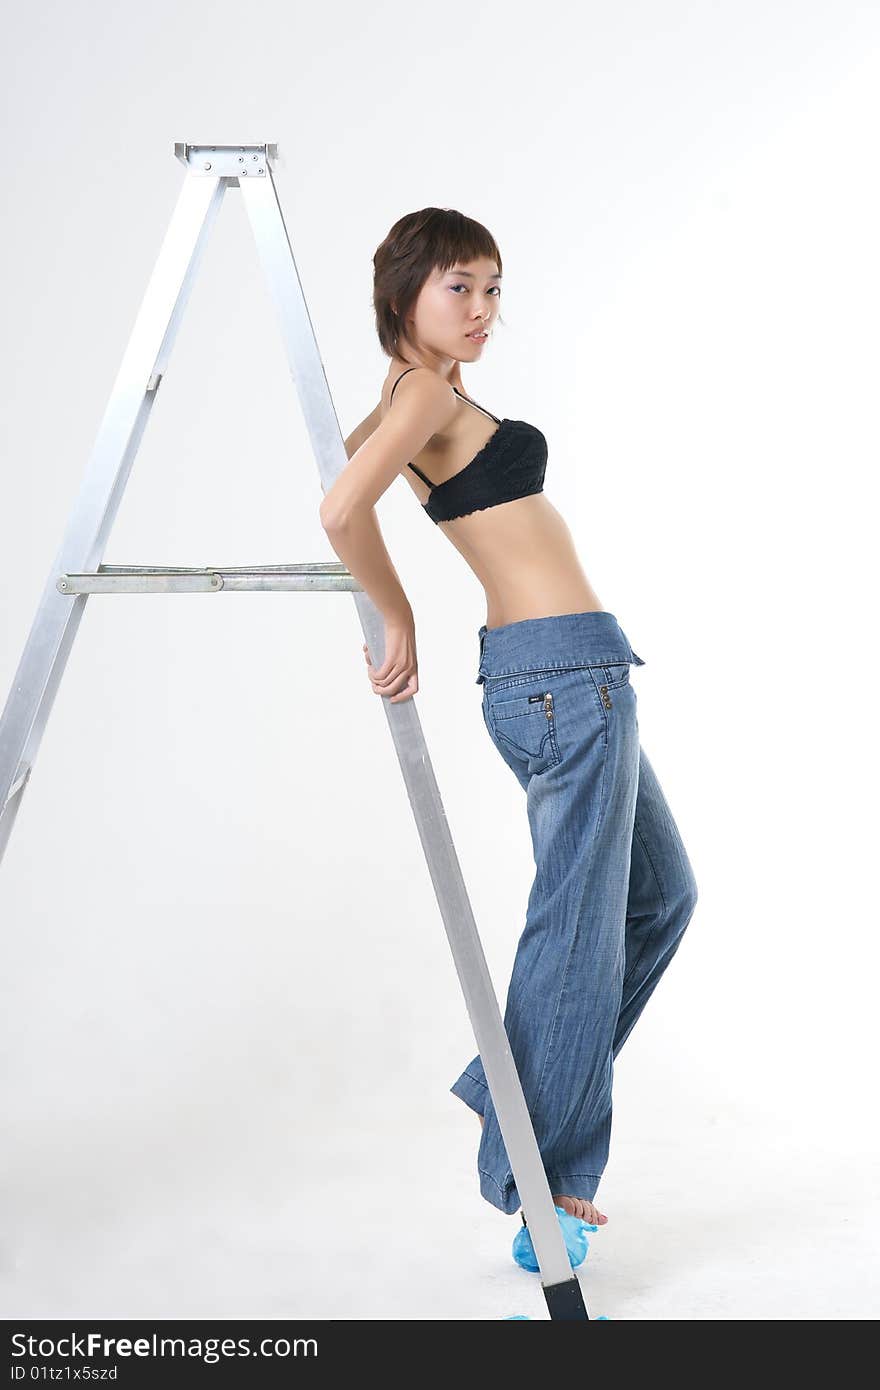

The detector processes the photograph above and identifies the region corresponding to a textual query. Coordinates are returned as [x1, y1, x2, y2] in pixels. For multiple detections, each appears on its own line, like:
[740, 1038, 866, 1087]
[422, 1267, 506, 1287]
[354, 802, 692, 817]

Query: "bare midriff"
[435, 492, 605, 630]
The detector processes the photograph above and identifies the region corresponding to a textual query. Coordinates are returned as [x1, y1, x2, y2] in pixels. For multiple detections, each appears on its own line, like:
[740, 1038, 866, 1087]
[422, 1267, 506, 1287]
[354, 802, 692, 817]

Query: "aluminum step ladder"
[0, 141, 591, 1321]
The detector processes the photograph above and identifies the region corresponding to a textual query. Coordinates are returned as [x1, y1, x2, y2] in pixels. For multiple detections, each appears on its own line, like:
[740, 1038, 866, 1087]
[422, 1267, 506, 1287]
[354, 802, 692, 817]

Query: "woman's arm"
[320, 370, 457, 702]
[319, 370, 457, 620]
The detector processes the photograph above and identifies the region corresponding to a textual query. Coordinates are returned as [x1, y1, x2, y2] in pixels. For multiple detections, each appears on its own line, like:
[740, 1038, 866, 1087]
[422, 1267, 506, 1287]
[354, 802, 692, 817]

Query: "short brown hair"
[372, 208, 504, 359]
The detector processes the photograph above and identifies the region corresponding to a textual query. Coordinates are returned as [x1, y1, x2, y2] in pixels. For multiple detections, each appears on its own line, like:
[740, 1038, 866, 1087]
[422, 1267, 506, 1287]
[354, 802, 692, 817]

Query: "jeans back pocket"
[487, 685, 561, 768]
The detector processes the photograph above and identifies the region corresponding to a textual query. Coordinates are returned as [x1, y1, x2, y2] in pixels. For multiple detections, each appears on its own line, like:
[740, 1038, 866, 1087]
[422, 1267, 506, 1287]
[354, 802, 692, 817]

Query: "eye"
[450, 284, 501, 295]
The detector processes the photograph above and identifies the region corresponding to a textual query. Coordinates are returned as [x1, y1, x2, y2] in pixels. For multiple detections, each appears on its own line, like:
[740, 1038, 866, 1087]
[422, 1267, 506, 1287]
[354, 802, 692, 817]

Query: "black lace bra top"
[389, 367, 548, 524]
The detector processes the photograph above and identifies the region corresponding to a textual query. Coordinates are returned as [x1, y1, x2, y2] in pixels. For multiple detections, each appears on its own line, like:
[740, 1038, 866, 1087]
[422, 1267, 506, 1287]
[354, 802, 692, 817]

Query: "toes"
[580, 1199, 606, 1224]
[551, 1194, 608, 1223]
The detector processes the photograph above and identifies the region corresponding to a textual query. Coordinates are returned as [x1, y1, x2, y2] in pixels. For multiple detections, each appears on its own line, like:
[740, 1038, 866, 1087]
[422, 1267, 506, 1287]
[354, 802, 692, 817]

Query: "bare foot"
[551, 1193, 608, 1225]
[477, 1113, 608, 1225]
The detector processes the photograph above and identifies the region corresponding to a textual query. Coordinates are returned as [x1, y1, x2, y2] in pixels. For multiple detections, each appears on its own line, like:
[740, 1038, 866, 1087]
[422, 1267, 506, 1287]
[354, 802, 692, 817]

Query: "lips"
[468, 329, 488, 339]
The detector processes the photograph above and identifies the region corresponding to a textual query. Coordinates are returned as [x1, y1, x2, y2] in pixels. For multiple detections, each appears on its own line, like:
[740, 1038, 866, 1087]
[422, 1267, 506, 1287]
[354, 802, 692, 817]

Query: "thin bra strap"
[452, 387, 502, 425]
[407, 460, 436, 488]
[392, 368, 437, 487]
[389, 366, 420, 405]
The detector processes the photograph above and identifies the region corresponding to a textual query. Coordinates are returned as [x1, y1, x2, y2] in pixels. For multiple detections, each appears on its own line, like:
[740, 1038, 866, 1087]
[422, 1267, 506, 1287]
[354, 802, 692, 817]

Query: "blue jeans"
[450, 610, 698, 1214]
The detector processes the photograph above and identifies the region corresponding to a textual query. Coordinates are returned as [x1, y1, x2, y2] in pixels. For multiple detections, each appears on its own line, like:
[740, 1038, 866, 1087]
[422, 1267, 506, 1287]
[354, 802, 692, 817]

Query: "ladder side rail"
[0, 176, 226, 850]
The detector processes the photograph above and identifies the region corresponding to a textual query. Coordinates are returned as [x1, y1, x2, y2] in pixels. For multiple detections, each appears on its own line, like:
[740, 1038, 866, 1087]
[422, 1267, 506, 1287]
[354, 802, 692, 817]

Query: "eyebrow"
[446, 268, 502, 279]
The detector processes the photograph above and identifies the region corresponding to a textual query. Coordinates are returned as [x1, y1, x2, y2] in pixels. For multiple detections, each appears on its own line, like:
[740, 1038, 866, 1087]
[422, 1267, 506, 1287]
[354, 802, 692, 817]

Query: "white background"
[1, 0, 877, 1321]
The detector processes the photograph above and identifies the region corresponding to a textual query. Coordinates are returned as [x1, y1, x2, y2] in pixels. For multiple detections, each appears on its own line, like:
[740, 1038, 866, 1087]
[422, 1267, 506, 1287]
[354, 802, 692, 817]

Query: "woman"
[319, 208, 698, 1227]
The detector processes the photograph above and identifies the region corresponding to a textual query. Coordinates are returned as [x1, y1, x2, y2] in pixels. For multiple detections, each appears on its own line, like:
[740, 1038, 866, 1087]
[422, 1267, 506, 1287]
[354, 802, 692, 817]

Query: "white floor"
[3, 1079, 876, 1321]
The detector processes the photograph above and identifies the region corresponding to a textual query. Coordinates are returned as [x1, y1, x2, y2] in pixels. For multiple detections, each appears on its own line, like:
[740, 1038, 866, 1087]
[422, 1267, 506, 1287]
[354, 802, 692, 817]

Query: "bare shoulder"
[381, 366, 458, 443]
[344, 368, 455, 461]
[387, 364, 456, 416]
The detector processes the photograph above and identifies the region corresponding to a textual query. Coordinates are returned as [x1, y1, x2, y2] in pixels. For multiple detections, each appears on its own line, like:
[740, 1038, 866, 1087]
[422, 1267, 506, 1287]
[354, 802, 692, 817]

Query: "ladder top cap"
[174, 142, 279, 173]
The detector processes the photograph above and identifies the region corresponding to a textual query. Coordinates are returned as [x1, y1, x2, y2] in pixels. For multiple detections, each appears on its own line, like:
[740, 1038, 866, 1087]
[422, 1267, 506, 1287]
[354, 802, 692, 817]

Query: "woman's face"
[404, 256, 501, 363]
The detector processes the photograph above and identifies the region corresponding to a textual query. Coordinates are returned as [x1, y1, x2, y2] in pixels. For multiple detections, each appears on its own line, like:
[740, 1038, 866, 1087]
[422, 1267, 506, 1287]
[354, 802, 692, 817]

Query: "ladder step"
[56, 562, 361, 595]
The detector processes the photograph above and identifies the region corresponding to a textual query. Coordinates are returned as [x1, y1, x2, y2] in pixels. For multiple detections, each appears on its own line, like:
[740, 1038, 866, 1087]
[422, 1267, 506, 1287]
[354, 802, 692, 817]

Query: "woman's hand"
[362, 614, 418, 703]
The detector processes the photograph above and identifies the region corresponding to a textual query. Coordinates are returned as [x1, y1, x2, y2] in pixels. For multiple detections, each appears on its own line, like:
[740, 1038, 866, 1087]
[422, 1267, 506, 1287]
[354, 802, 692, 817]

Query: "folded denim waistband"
[476, 610, 645, 684]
